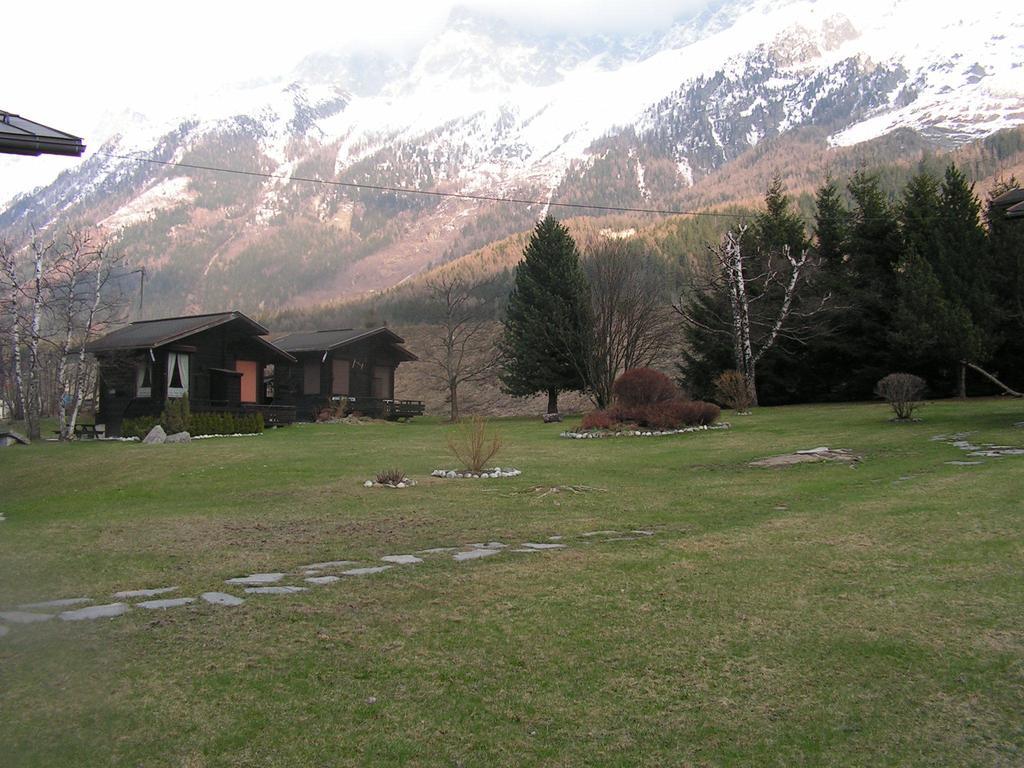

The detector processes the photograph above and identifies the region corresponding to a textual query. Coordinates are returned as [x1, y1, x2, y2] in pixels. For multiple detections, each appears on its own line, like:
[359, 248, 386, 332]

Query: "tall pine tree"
[500, 216, 591, 414]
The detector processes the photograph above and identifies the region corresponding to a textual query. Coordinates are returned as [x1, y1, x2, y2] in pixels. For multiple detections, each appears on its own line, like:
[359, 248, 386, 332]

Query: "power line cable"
[98, 151, 751, 220]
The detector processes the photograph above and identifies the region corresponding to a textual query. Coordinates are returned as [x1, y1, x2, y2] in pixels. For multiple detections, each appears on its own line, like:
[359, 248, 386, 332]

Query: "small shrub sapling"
[447, 416, 502, 473]
[875, 373, 927, 421]
[714, 370, 753, 414]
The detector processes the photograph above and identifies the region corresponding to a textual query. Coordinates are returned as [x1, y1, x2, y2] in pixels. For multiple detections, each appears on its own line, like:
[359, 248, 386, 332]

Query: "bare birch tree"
[420, 274, 501, 421]
[677, 227, 821, 407]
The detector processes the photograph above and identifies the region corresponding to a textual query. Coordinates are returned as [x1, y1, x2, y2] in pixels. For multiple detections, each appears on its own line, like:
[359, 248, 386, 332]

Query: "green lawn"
[1, 400, 1022, 766]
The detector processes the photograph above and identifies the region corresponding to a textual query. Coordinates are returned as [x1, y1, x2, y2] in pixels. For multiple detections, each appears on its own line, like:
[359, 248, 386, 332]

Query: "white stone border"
[561, 423, 731, 439]
[430, 468, 522, 479]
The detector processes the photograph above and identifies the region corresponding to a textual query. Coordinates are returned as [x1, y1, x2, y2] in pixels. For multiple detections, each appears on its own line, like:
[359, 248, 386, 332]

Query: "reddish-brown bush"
[625, 399, 721, 429]
[612, 368, 678, 408]
[580, 410, 615, 431]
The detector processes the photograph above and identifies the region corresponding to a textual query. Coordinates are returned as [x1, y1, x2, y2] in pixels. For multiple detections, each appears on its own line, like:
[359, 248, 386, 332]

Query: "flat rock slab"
[511, 548, 541, 553]
[201, 592, 245, 606]
[0, 610, 54, 624]
[453, 549, 501, 562]
[632, 530, 655, 536]
[60, 603, 129, 621]
[519, 542, 567, 550]
[113, 586, 178, 599]
[751, 448, 860, 468]
[581, 530, 620, 537]
[0, 625, 8, 637]
[341, 566, 393, 576]
[244, 586, 307, 595]
[418, 547, 459, 554]
[137, 597, 195, 610]
[381, 555, 423, 565]
[19, 597, 91, 609]
[225, 573, 285, 586]
[305, 575, 341, 585]
[606, 536, 642, 542]
[947, 460, 984, 466]
[301, 560, 357, 570]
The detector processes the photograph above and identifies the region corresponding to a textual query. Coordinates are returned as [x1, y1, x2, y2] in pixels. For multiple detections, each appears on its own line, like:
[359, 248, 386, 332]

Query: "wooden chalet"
[86, 311, 297, 436]
[273, 327, 423, 420]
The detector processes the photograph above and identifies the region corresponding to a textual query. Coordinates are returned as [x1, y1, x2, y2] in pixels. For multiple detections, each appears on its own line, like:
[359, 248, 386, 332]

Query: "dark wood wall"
[275, 337, 405, 420]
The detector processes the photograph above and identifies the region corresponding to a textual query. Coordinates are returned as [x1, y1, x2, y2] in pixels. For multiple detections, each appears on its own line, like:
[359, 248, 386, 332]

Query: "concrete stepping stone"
[548, 535, 563, 541]
[581, 530, 620, 537]
[225, 573, 284, 586]
[631, 530, 655, 536]
[947, 460, 983, 466]
[60, 603, 129, 621]
[606, 536, 642, 542]
[519, 542, 567, 550]
[468, 542, 506, 549]
[511, 548, 542, 553]
[201, 592, 245, 606]
[0, 625, 8, 638]
[113, 586, 178, 599]
[453, 549, 501, 561]
[19, 597, 90, 609]
[418, 547, 458, 554]
[305, 575, 341, 585]
[301, 560, 356, 570]
[341, 566, 393, 576]
[381, 555, 423, 565]
[243, 586, 307, 595]
[0, 610, 54, 624]
[136, 597, 195, 609]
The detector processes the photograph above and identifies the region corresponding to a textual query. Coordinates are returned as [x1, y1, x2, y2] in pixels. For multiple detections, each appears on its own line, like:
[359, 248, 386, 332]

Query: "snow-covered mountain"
[2, 0, 1021, 316]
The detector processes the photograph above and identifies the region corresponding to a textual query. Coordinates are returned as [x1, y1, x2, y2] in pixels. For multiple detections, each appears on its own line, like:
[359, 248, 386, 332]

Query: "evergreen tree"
[499, 216, 591, 414]
[985, 178, 1024, 387]
[835, 170, 904, 397]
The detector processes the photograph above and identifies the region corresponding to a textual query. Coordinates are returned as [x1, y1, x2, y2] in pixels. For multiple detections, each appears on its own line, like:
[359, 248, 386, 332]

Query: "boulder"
[164, 431, 191, 444]
[543, 413, 563, 423]
[142, 425, 167, 444]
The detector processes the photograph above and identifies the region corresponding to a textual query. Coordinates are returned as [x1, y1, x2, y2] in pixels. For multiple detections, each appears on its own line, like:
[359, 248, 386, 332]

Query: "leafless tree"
[419, 274, 501, 421]
[578, 240, 677, 409]
[1, 229, 128, 440]
[676, 227, 824, 407]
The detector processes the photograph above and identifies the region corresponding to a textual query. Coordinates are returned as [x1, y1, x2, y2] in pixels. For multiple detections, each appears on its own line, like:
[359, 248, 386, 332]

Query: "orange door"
[235, 360, 259, 403]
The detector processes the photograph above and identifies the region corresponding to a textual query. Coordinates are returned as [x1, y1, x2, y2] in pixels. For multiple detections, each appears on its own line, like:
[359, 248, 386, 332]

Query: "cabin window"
[135, 360, 153, 398]
[331, 359, 350, 396]
[303, 360, 320, 395]
[167, 352, 189, 398]
[372, 365, 391, 399]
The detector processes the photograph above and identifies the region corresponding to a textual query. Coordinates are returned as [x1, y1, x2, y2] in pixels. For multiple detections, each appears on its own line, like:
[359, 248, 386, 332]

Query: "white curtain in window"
[167, 352, 189, 398]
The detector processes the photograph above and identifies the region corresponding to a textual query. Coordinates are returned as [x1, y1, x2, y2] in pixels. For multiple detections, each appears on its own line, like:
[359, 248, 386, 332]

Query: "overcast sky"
[2, 0, 716, 205]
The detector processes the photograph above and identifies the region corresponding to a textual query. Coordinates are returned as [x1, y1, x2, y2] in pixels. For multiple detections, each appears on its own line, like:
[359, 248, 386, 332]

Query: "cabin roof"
[85, 311, 295, 362]
[274, 327, 418, 361]
[991, 187, 1024, 208]
[0, 110, 85, 157]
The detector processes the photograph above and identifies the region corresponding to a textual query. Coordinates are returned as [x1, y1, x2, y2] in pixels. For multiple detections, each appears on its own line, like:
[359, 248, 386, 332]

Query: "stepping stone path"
[381, 555, 423, 565]
[934, 432, 1024, 460]
[225, 573, 284, 586]
[342, 566, 393, 576]
[201, 592, 245, 606]
[113, 587, 177, 599]
[60, 603, 129, 621]
[0, 610, 54, 624]
[19, 597, 90, 609]
[2, 530, 660, 639]
[454, 549, 501, 561]
[305, 575, 341, 585]
[137, 597, 195, 610]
